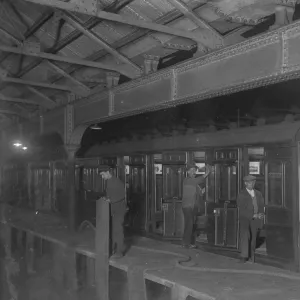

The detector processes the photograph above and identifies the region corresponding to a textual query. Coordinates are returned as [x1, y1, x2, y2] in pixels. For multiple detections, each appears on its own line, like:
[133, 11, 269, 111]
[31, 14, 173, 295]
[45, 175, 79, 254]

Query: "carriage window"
[268, 162, 283, 206]
[230, 165, 237, 200]
[207, 166, 215, 202]
[131, 167, 145, 193]
[163, 165, 184, 200]
[155, 164, 163, 211]
[216, 164, 237, 201]
[284, 161, 293, 209]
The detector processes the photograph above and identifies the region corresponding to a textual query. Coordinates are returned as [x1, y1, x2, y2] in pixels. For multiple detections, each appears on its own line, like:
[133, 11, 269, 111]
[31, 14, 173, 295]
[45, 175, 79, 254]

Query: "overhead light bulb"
[13, 142, 22, 147]
[90, 124, 102, 130]
[22, 146, 27, 150]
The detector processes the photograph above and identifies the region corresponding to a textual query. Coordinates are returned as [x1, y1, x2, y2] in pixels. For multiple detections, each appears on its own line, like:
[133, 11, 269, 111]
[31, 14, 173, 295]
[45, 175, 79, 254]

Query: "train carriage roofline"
[81, 121, 300, 158]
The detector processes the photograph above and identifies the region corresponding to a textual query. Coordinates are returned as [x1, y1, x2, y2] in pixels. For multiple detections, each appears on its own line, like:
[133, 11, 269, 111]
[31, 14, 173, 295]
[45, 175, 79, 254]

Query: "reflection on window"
[207, 166, 215, 202]
[216, 164, 237, 201]
[131, 167, 145, 193]
[268, 162, 283, 206]
[163, 166, 184, 200]
[230, 166, 237, 200]
[155, 174, 163, 211]
[284, 161, 293, 209]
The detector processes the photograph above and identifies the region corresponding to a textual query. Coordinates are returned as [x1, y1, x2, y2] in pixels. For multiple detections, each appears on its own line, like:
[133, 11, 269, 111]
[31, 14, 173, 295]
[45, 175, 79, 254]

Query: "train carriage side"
[195, 122, 300, 271]
[77, 121, 300, 271]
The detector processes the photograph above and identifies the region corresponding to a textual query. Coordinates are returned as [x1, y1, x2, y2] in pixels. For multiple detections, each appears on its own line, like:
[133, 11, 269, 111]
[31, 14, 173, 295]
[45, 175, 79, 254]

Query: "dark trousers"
[111, 201, 126, 254]
[239, 218, 261, 258]
[182, 206, 198, 246]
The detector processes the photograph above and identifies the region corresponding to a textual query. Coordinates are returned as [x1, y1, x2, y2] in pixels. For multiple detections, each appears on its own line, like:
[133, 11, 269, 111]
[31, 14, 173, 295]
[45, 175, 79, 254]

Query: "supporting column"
[270, 0, 296, 30]
[143, 55, 160, 75]
[66, 145, 78, 231]
[106, 71, 120, 88]
[95, 199, 110, 300]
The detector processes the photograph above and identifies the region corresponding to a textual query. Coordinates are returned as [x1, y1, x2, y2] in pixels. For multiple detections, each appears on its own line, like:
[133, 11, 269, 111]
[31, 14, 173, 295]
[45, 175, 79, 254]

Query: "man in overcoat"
[100, 167, 126, 259]
[237, 175, 264, 263]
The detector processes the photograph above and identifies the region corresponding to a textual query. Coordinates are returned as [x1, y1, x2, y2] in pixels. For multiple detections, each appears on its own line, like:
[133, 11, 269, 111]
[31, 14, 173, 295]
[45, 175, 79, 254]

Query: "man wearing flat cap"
[237, 174, 264, 263]
[99, 166, 126, 259]
[181, 163, 211, 248]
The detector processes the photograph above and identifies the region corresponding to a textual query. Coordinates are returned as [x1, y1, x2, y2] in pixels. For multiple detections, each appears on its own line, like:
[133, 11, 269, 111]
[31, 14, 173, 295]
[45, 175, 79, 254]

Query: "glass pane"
[207, 166, 215, 202]
[284, 161, 293, 209]
[155, 174, 163, 211]
[217, 164, 229, 200]
[163, 166, 184, 200]
[268, 162, 283, 206]
[229, 165, 237, 200]
[131, 167, 145, 193]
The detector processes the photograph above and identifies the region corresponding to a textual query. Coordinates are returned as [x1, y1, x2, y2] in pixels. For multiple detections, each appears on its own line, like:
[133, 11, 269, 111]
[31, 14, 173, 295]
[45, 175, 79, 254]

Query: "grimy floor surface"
[1, 207, 300, 300]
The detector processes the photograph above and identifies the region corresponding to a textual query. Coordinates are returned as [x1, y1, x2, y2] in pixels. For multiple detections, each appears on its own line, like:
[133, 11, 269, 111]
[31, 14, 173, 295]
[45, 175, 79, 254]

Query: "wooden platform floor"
[2, 207, 300, 300]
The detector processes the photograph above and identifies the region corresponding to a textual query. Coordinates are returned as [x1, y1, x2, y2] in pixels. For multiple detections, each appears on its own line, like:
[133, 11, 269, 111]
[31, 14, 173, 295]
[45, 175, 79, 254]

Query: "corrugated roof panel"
[147, 0, 175, 13]
[129, 0, 165, 20]
[64, 35, 103, 58]
[92, 22, 128, 44]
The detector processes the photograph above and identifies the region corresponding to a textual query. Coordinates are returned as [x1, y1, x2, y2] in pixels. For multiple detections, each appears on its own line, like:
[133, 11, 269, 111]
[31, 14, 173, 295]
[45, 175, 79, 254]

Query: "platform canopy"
[0, 0, 295, 125]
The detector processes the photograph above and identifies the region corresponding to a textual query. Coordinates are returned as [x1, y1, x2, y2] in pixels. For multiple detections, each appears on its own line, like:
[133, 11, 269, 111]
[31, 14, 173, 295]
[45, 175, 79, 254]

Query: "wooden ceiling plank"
[0, 93, 39, 105]
[63, 12, 142, 77]
[26, 86, 56, 109]
[0, 44, 136, 77]
[21, 0, 209, 46]
[46, 60, 91, 96]
[1, 76, 75, 92]
[167, 0, 223, 41]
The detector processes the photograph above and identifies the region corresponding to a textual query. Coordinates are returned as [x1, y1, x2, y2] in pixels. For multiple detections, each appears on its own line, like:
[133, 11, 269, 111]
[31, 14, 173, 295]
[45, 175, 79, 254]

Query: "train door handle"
[214, 208, 220, 217]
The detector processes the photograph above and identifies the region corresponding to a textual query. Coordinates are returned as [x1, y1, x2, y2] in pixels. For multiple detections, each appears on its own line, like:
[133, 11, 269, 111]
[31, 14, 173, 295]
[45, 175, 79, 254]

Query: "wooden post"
[95, 199, 110, 300]
[86, 257, 95, 287]
[26, 232, 35, 274]
[66, 146, 78, 231]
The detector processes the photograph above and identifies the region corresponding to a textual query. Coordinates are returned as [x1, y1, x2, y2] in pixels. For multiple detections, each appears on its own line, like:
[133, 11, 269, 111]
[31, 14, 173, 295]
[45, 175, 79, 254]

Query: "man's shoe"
[188, 244, 197, 249]
[238, 257, 247, 263]
[111, 253, 124, 259]
[247, 255, 255, 264]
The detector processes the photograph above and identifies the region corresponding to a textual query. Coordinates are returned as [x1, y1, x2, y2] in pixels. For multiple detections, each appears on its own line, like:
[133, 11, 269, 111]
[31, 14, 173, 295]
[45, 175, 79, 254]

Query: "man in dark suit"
[237, 175, 264, 263]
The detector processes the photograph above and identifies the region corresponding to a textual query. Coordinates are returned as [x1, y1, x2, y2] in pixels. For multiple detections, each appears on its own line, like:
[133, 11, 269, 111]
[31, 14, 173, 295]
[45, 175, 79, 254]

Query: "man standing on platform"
[237, 175, 264, 263]
[100, 167, 126, 259]
[182, 164, 211, 249]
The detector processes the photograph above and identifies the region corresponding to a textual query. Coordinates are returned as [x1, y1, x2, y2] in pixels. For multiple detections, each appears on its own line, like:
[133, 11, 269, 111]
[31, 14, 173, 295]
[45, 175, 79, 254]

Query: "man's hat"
[100, 165, 111, 173]
[186, 163, 198, 171]
[243, 174, 256, 182]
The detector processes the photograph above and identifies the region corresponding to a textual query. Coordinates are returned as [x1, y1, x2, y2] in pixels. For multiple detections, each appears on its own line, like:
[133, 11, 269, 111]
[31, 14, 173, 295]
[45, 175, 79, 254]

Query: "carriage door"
[265, 146, 295, 263]
[213, 149, 240, 248]
[128, 155, 147, 231]
[162, 152, 186, 238]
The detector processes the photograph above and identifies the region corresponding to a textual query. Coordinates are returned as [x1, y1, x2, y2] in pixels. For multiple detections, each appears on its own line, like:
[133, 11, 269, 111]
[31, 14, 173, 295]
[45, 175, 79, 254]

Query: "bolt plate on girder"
[69, 0, 98, 14]
[21, 41, 41, 54]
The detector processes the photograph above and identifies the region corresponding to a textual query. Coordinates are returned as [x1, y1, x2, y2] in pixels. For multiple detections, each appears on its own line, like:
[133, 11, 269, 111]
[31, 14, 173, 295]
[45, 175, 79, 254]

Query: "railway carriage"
[2, 120, 300, 271]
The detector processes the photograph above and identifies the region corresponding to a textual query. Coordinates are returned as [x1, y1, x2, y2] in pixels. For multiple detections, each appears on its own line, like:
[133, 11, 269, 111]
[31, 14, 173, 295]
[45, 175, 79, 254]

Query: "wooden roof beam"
[46, 61, 91, 96]
[21, 0, 209, 47]
[166, 0, 223, 41]
[0, 64, 56, 109]
[0, 108, 25, 116]
[0, 27, 22, 46]
[62, 12, 142, 78]
[1, 76, 76, 92]
[0, 44, 136, 78]
[26, 86, 56, 108]
[0, 93, 39, 105]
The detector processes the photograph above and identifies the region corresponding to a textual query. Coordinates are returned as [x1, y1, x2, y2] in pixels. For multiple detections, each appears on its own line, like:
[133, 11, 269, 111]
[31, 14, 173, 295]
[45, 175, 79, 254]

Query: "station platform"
[1, 205, 300, 300]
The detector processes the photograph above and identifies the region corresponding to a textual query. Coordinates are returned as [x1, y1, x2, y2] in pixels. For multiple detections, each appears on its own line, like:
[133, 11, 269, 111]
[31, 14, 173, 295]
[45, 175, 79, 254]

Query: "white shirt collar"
[246, 188, 255, 197]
